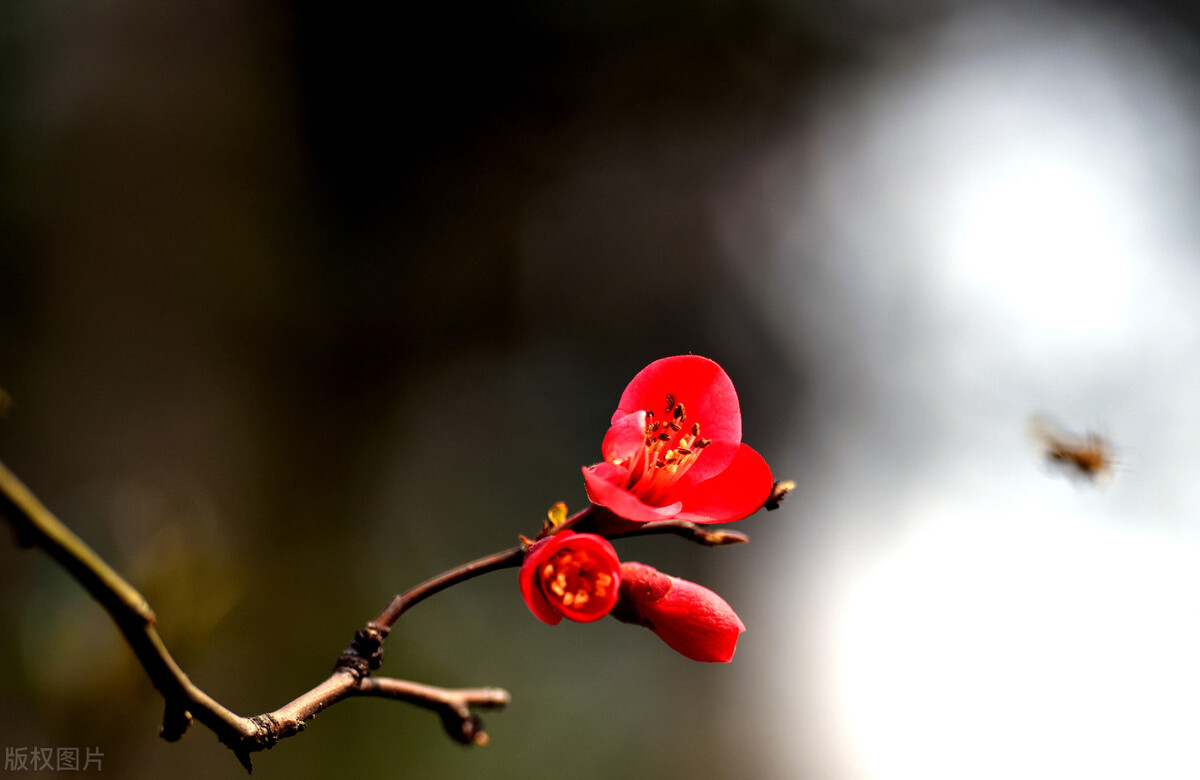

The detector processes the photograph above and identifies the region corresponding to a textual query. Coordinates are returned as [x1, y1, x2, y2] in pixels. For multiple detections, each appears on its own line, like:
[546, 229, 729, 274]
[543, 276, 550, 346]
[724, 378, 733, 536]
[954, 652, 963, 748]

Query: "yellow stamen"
[538, 548, 615, 617]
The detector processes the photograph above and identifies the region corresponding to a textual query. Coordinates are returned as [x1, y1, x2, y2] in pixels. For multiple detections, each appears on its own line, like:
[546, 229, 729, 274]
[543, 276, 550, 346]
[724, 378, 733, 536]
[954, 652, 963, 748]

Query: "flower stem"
[371, 546, 525, 630]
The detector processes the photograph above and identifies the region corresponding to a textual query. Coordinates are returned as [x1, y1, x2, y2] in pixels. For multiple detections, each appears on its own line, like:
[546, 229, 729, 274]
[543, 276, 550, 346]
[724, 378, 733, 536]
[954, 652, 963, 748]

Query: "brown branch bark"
[0, 459, 753, 772]
[0, 458, 517, 772]
[604, 520, 750, 546]
[355, 678, 511, 745]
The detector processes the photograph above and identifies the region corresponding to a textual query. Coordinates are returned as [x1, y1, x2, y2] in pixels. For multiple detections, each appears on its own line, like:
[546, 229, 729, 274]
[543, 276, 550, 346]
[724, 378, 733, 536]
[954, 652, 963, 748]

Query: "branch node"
[764, 479, 796, 511]
[336, 623, 388, 678]
[248, 713, 297, 748]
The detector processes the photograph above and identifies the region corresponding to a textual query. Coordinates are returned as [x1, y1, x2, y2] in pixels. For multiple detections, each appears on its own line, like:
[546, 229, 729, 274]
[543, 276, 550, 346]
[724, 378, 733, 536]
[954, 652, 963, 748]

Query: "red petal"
[669, 439, 740, 490]
[519, 536, 566, 625]
[613, 356, 742, 447]
[673, 444, 774, 524]
[647, 577, 745, 662]
[600, 411, 647, 465]
[616, 562, 745, 663]
[582, 464, 684, 521]
[617, 562, 673, 600]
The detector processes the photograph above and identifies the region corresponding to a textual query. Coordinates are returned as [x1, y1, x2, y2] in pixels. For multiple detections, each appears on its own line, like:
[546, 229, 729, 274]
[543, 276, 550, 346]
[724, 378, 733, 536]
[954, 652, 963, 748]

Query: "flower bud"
[611, 562, 745, 663]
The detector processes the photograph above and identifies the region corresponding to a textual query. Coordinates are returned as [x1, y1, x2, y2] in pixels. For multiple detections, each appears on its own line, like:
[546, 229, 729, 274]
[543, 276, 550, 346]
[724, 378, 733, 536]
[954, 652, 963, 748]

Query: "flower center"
[622, 393, 713, 503]
[539, 548, 615, 619]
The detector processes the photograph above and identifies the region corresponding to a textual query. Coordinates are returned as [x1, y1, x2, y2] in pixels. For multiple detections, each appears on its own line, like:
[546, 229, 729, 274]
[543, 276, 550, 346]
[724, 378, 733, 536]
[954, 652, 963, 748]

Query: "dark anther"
[665, 393, 675, 411]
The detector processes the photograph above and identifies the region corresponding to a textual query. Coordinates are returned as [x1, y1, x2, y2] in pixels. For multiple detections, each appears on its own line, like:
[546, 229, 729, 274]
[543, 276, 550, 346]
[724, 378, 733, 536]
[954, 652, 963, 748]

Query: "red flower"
[611, 562, 745, 663]
[582, 355, 773, 524]
[519, 531, 622, 625]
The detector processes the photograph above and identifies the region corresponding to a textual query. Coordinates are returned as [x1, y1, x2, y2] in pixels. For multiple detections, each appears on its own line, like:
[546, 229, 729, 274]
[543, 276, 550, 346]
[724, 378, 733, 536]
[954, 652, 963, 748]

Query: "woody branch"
[0, 458, 512, 771]
[0, 459, 765, 772]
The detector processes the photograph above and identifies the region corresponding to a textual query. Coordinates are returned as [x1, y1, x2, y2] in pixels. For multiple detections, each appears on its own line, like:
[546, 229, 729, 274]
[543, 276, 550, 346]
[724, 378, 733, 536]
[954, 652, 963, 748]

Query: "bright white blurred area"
[720, 3, 1200, 778]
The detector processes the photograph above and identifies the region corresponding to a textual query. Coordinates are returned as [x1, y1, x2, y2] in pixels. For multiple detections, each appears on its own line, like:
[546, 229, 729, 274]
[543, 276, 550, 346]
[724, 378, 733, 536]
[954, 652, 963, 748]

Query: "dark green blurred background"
[0, 2, 806, 778]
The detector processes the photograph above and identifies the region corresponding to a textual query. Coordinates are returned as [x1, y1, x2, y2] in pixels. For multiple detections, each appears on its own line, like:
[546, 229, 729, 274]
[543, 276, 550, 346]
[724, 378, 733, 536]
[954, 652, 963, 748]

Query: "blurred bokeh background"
[6, 0, 1200, 777]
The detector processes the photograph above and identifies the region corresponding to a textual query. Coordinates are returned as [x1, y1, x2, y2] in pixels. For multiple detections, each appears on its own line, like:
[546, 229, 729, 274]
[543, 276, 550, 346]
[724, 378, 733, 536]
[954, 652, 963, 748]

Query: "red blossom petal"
[582, 463, 684, 521]
[519, 537, 567, 625]
[600, 411, 648, 465]
[667, 439, 740, 492]
[646, 577, 745, 663]
[673, 443, 775, 524]
[583, 436, 770, 525]
[615, 356, 740, 439]
[613, 562, 746, 663]
[615, 356, 742, 471]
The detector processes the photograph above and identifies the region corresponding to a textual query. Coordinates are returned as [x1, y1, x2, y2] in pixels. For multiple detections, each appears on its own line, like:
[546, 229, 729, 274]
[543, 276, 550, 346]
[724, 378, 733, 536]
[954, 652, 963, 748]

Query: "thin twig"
[371, 547, 525, 630]
[355, 678, 511, 745]
[604, 519, 750, 546]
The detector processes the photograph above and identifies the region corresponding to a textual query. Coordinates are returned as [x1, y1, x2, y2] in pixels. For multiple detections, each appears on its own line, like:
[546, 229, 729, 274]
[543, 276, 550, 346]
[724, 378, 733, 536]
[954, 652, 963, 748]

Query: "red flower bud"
[519, 531, 621, 625]
[582, 355, 774, 524]
[611, 562, 746, 663]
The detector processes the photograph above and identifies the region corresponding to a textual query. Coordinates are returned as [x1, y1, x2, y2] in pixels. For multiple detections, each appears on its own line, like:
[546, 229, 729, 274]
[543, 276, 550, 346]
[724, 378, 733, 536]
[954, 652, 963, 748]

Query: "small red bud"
[611, 562, 745, 663]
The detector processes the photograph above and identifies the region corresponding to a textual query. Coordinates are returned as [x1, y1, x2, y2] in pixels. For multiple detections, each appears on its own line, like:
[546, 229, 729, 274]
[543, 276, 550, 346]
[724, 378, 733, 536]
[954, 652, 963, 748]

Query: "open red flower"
[582, 355, 774, 524]
[610, 562, 745, 663]
[519, 531, 622, 625]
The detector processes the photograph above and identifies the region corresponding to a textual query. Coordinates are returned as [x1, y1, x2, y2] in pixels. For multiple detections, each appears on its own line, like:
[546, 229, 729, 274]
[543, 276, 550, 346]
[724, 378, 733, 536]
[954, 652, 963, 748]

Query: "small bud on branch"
[764, 479, 796, 511]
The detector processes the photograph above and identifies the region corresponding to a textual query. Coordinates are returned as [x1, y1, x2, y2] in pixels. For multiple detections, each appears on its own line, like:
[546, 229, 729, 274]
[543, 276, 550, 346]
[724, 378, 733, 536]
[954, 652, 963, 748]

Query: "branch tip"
[443, 711, 486, 745]
[701, 529, 750, 546]
[764, 479, 795, 511]
[159, 703, 193, 742]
